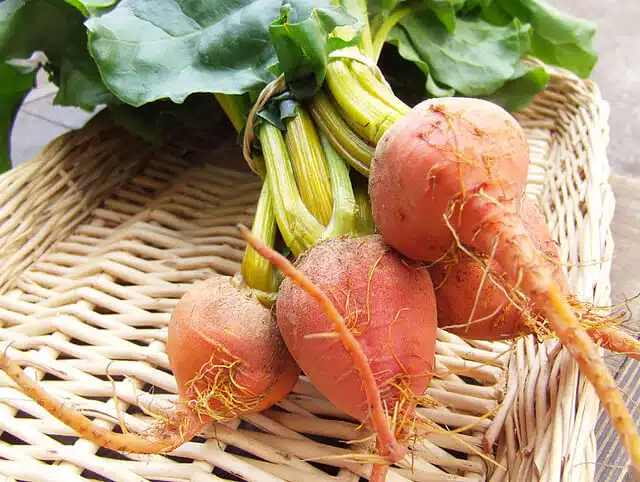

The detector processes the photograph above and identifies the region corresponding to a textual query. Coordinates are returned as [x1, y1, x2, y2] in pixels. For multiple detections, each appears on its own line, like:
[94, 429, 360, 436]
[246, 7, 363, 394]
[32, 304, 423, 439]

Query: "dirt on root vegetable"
[430, 195, 640, 358]
[239, 227, 439, 482]
[368, 96, 640, 476]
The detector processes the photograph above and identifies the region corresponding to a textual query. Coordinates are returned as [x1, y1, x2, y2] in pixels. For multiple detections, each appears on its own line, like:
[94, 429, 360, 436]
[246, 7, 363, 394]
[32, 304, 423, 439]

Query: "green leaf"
[64, 0, 90, 16]
[269, 3, 360, 99]
[257, 91, 299, 130]
[86, 0, 301, 106]
[398, 10, 532, 96]
[64, 0, 119, 17]
[0, 0, 114, 110]
[386, 26, 454, 98]
[368, 0, 406, 14]
[80, 0, 119, 7]
[53, 54, 116, 110]
[1, 0, 75, 59]
[426, 0, 465, 32]
[0, 62, 37, 172]
[426, 73, 454, 98]
[483, 62, 549, 111]
[459, 0, 491, 16]
[278, 97, 299, 123]
[51, 21, 117, 110]
[0, 0, 23, 47]
[370, 0, 464, 33]
[483, 0, 597, 78]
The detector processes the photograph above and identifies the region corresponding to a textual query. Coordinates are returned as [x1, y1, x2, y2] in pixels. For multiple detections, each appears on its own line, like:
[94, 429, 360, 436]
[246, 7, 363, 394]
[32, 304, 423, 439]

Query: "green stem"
[220, 91, 279, 293]
[241, 181, 278, 293]
[340, 0, 374, 59]
[349, 60, 410, 115]
[214, 93, 251, 132]
[259, 123, 324, 256]
[284, 107, 334, 226]
[319, 133, 358, 240]
[371, 5, 415, 62]
[307, 89, 373, 176]
[325, 59, 403, 145]
[352, 177, 375, 235]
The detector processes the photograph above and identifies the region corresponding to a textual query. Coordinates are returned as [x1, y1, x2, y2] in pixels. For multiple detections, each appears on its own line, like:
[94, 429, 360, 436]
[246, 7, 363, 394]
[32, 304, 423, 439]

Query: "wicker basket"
[0, 63, 614, 482]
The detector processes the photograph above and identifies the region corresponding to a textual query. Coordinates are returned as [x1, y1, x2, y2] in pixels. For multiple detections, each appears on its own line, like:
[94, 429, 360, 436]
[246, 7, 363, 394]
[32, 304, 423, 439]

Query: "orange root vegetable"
[429, 196, 567, 340]
[239, 226, 438, 472]
[370, 97, 530, 263]
[167, 275, 300, 425]
[0, 274, 299, 454]
[369, 97, 640, 474]
[431, 196, 640, 361]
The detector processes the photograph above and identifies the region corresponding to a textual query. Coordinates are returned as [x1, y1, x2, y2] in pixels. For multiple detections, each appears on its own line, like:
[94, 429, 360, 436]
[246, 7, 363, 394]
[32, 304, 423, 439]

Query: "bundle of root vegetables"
[2, 2, 640, 481]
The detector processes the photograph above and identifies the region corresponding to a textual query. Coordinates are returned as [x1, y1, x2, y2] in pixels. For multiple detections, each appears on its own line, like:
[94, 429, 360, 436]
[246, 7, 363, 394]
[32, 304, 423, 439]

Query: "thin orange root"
[588, 326, 640, 361]
[238, 224, 407, 465]
[544, 286, 640, 476]
[370, 438, 391, 482]
[0, 349, 201, 454]
[568, 295, 640, 360]
[185, 354, 262, 422]
[467, 198, 640, 477]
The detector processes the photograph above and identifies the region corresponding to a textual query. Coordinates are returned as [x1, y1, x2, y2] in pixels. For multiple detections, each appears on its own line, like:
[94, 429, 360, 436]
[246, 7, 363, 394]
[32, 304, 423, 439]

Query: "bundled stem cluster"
[239, 7, 407, 295]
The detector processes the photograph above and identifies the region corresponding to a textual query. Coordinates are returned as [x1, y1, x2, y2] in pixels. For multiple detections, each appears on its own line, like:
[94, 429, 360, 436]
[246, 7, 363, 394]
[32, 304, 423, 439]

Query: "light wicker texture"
[494, 64, 614, 482]
[0, 64, 613, 482]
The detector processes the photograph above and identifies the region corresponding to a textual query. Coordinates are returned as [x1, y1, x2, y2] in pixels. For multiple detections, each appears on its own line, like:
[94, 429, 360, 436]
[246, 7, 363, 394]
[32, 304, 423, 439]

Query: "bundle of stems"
[226, 0, 411, 295]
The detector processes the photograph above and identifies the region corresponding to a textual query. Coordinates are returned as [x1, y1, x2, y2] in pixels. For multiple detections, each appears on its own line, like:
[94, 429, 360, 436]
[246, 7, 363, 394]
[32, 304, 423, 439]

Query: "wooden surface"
[596, 174, 640, 482]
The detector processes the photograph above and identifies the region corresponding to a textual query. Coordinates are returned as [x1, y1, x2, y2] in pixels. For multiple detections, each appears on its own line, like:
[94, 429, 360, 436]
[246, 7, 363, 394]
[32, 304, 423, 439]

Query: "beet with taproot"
[368, 97, 640, 474]
[167, 275, 300, 430]
[0, 274, 299, 455]
[430, 196, 568, 340]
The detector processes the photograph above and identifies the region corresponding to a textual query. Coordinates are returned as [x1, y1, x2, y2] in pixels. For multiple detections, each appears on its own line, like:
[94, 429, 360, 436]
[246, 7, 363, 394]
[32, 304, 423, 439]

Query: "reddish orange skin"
[369, 98, 640, 475]
[369, 97, 530, 261]
[276, 235, 437, 422]
[167, 275, 299, 420]
[429, 197, 568, 340]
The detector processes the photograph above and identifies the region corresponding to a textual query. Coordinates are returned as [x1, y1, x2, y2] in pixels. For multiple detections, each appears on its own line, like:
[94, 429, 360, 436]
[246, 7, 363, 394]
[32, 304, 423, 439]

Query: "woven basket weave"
[0, 63, 613, 482]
